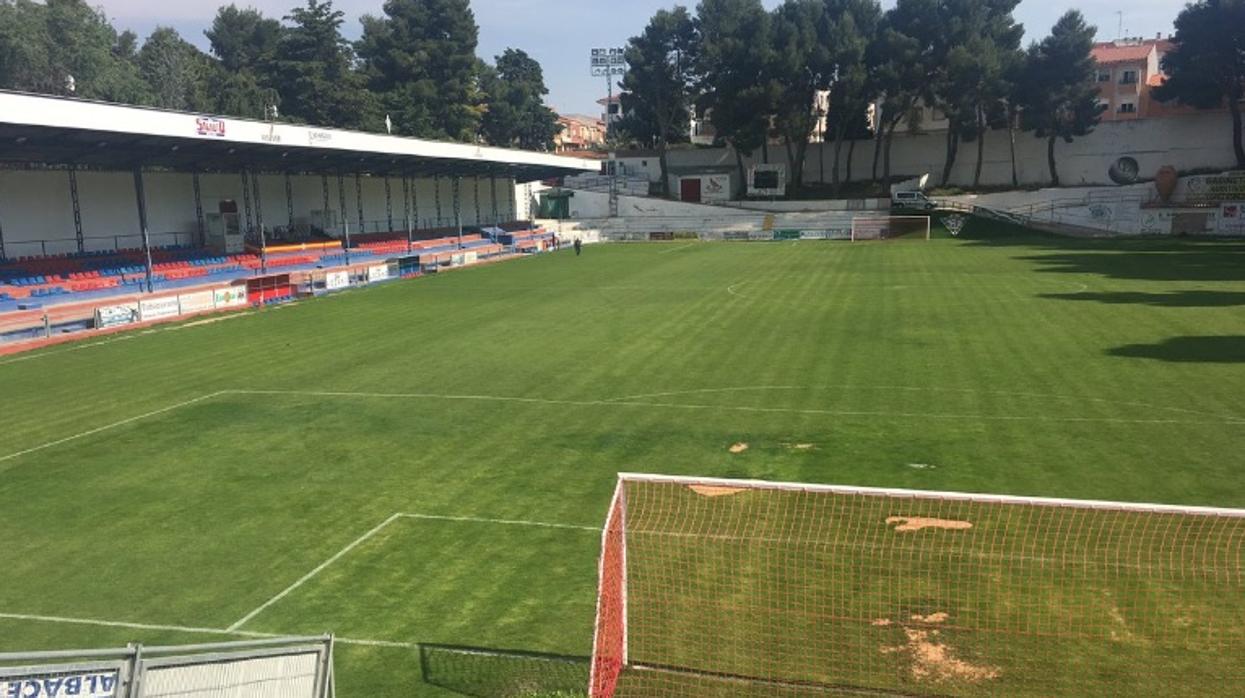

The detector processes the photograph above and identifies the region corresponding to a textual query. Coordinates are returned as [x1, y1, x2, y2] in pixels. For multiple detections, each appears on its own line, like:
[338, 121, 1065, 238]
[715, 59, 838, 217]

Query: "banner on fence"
[1, 671, 119, 698]
[95, 303, 138, 329]
[139, 296, 180, 322]
[178, 291, 215, 314]
[367, 265, 390, 283]
[213, 286, 248, 308]
[463, 252, 478, 265]
[325, 271, 349, 291]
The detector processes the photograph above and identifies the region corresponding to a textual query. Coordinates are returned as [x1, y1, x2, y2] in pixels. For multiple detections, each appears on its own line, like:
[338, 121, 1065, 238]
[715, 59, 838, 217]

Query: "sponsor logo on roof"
[196, 117, 226, 138]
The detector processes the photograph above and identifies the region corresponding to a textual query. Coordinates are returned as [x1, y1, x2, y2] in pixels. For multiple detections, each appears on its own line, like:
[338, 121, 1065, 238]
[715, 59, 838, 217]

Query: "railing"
[2, 232, 193, 260]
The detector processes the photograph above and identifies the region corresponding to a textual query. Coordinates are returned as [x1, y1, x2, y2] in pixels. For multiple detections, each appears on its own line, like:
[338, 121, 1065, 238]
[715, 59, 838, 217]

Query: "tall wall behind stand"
[0, 169, 517, 257]
[657, 111, 1239, 193]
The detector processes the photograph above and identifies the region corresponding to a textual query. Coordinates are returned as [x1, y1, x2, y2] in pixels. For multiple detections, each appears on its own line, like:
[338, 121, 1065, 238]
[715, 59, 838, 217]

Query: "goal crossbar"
[615, 472, 1245, 519]
[590, 473, 1245, 697]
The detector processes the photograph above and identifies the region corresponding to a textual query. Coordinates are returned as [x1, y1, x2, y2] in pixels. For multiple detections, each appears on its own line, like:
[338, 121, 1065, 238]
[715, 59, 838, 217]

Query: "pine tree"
[480, 49, 560, 150]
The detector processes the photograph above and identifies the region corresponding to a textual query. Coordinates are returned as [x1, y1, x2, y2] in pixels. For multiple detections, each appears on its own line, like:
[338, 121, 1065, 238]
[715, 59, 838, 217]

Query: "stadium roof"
[0, 90, 597, 182]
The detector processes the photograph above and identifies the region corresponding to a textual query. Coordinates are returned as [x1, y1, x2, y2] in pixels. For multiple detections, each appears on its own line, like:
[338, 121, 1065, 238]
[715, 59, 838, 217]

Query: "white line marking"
[657, 242, 696, 254]
[0, 612, 416, 649]
[0, 334, 138, 367]
[400, 513, 598, 532]
[227, 514, 404, 631]
[725, 281, 750, 298]
[0, 391, 228, 468]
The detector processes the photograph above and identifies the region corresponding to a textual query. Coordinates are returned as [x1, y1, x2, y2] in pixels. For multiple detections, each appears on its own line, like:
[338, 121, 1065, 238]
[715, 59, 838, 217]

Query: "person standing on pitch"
[574, 237, 583, 256]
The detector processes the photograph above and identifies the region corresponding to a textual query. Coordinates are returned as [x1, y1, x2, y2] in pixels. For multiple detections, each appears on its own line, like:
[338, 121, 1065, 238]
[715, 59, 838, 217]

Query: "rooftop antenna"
[1116, 11, 1124, 40]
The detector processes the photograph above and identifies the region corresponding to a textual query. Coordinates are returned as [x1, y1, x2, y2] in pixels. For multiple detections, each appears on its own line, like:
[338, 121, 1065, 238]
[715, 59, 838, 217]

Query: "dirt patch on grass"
[728, 442, 749, 454]
[689, 485, 746, 498]
[879, 613, 1000, 684]
[784, 442, 816, 451]
[871, 618, 893, 627]
[886, 516, 972, 533]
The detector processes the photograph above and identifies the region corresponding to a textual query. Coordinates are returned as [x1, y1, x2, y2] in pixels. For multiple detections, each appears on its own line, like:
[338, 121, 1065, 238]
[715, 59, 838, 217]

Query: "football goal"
[850, 215, 931, 241]
[589, 473, 1245, 697]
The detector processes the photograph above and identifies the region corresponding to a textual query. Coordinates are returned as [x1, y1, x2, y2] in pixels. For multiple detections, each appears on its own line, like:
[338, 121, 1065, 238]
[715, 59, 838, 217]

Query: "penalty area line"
[0, 612, 415, 650]
[228, 511, 599, 632]
[0, 391, 230, 468]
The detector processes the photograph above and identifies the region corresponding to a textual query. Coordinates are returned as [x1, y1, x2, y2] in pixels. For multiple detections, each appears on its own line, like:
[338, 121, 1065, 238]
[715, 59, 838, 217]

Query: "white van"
[891, 190, 937, 211]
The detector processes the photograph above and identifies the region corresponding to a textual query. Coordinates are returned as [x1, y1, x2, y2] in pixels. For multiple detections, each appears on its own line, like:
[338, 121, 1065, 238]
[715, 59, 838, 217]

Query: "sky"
[93, 0, 1181, 117]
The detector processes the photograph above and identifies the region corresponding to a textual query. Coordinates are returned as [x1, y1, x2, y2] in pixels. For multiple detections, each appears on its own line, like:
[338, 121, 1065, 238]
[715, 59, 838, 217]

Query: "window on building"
[1097, 71, 1111, 83]
[1120, 70, 1138, 85]
[607, 103, 620, 115]
[931, 108, 946, 122]
[1118, 102, 1137, 114]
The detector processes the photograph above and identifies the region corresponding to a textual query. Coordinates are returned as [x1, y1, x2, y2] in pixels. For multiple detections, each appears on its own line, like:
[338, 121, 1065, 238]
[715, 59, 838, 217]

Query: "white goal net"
[590, 473, 1245, 697]
[851, 215, 931, 241]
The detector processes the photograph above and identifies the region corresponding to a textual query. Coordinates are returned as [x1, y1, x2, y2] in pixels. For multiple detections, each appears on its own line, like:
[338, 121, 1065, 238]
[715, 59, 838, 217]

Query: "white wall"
[0, 169, 519, 256]
[660, 111, 1240, 192]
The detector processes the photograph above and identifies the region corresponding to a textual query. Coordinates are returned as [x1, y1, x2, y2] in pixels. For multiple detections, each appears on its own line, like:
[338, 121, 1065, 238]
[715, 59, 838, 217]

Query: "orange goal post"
[589, 473, 1245, 697]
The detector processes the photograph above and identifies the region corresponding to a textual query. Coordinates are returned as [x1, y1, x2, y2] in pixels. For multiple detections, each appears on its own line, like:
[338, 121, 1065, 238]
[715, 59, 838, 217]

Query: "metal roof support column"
[251, 169, 268, 275]
[284, 173, 295, 229]
[411, 174, 420, 233]
[131, 168, 154, 294]
[490, 176, 499, 229]
[384, 176, 394, 234]
[354, 173, 365, 237]
[453, 176, 462, 247]
[320, 175, 331, 232]
[402, 174, 413, 255]
[68, 167, 84, 253]
[240, 170, 255, 245]
[434, 175, 443, 229]
[0, 184, 7, 261]
[473, 175, 481, 227]
[337, 173, 351, 266]
[192, 171, 206, 248]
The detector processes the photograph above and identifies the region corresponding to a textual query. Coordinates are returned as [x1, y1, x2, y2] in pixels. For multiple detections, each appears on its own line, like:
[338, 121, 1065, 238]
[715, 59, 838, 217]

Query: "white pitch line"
[227, 513, 403, 632]
[0, 391, 228, 467]
[657, 242, 697, 254]
[725, 280, 750, 298]
[0, 612, 416, 649]
[401, 513, 598, 532]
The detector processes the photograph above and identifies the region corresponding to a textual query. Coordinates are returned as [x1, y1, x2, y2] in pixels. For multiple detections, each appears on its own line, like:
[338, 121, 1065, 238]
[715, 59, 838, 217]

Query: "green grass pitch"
[1, 228, 1243, 696]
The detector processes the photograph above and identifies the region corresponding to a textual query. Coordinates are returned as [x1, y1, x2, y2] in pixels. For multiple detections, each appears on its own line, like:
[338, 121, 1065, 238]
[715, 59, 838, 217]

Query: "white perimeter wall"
[658, 111, 1238, 192]
[0, 170, 518, 257]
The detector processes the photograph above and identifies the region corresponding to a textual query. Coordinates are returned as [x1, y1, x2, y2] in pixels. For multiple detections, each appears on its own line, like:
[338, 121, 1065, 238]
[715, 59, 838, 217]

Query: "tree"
[618, 6, 697, 196]
[1153, 0, 1245, 167]
[823, 0, 882, 193]
[275, 0, 375, 130]
[929, 0, 1023, 186]
[867, 0, 939, 184]
[0, 0, 149, 103]
[139, 27, 214, 111]
[695, 0, 779, 197]
[205, 5, 282, 75]
[479, 49, 560, 150]
[769, 0, 827, 192]
[357, 0, 483, 141]
[1017, 10, 1102, 186]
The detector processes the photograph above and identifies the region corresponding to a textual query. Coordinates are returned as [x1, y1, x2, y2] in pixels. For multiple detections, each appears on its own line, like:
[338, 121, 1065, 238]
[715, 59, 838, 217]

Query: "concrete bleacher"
[0, 225, 549, 314]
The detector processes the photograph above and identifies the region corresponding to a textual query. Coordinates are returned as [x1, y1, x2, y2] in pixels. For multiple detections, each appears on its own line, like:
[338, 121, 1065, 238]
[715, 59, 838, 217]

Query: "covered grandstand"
[0, 90, 596, 350]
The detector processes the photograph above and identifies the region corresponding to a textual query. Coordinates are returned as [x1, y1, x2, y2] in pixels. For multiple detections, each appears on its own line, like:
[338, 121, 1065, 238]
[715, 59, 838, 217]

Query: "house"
[690, 90, 831, 146]
[555, 114, 606, 153]
[1091, 36, 1175, 121]
[598, 96, 626, 129]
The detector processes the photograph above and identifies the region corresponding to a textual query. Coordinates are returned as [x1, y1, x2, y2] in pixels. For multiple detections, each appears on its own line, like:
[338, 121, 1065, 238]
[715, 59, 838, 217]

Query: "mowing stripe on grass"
[225, 388, 1245, 425]
[0, 391, 229, 468]
[0, 612, 417, 649]
[227, 513, 404, 631]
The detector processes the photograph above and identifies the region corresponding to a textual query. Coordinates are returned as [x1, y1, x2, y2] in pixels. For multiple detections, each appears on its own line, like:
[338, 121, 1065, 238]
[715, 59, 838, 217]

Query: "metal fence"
[0, 636, 334, 698]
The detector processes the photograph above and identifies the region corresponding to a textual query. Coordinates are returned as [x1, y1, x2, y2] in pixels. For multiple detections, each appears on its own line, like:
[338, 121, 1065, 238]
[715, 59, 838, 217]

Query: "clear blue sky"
[96, 0, 1178, 117]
